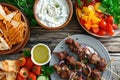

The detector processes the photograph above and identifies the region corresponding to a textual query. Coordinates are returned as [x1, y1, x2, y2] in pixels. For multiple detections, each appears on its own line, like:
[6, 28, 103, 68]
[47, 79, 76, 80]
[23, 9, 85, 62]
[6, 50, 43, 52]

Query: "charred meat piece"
[97, 58, 107, 71]
[66, 56, 76, 65]
[66, 38, 82, 54]
[54, 65, 71, 79]
[91, 69, 101, 80]
[74, 75, 83, 80]
[53, 51, 68, 60]
[69, 72, 83, 80]
[89, 53, 100, 64]
[54, 64, 61, 74]
[73, 61, 84, 70]
[83, 65, 92, 77]
[69, 72, 77, 80]
[66, 38, 73, 45]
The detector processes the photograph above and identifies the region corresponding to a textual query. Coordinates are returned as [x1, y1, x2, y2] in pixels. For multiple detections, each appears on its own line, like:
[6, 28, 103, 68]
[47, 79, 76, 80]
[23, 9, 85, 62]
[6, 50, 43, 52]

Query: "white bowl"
[31, 43, 51, 66]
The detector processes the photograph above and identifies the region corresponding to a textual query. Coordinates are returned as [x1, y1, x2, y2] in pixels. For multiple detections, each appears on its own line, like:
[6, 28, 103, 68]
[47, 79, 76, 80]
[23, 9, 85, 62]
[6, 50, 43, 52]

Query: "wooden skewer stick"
[107, 58, 114, 66]
[106, 67, 120, 78]
[67, 33, 70, 38]
[106, 58, 120, 78]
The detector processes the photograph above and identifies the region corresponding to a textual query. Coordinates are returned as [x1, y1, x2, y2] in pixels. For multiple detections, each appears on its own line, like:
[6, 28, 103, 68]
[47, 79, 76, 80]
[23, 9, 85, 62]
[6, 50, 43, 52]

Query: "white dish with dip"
[31, 43, 51, 66]
[34, 0, 73, 30]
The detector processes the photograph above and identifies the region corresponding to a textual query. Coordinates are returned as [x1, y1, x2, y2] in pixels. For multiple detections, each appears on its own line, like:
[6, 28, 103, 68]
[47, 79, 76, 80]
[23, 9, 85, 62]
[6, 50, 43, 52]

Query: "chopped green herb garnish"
[23, 50, 31, 57]
[77, 0, 83, 7]
[41, 66, 54, 76]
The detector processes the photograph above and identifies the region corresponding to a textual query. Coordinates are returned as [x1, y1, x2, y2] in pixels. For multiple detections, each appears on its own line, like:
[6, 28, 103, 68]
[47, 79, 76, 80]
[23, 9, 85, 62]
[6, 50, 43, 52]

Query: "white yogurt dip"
[36, 0, 70, 27]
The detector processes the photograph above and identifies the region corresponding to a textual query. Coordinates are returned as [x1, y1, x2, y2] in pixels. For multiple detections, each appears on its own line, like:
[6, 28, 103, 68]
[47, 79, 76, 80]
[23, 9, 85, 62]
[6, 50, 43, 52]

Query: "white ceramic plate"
[50, 34, 112, 80]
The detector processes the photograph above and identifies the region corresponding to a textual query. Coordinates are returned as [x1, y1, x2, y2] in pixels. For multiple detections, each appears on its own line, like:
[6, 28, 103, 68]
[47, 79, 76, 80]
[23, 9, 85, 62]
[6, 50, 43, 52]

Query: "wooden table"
[0, 0, 120, 80]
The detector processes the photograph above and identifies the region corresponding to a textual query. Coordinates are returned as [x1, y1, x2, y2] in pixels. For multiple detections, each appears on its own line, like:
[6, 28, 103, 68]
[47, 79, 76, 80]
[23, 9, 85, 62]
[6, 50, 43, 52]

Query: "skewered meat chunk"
[69, 72, 83, 80]
[66, 38, 82, 53]
[53, 51, 68, 60]
[66, 56, 76, 65]
[90, 69, 101, 80]
[89, 53, 100, 64]
[54, 65, 71, 79]
[73, 61, 85, 70]
[97, 58, 107, 71]
[83, 65, 92, 77]
[54, 64, 61, 74]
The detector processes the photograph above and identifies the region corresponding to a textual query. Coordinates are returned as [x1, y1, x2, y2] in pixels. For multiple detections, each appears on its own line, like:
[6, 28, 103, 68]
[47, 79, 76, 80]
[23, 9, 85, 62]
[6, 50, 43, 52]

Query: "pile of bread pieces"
[0, 60, 19, 80]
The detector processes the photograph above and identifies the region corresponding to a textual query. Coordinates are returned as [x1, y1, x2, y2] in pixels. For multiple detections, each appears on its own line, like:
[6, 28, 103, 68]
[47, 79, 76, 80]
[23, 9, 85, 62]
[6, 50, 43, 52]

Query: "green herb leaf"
[23, 50, 31, 57]
[77, 0, 83, 7]
[41, 66, 54, 76]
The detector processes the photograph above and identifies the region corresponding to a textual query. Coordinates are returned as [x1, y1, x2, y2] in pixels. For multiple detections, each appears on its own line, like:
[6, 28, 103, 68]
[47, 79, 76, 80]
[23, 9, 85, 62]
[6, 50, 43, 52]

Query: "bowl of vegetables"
[76, 0, 120, 37]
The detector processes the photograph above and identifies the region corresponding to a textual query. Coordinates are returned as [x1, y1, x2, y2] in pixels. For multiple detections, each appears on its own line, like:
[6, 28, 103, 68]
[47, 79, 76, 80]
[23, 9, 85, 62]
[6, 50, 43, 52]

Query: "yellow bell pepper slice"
[94, 2, 102, 12]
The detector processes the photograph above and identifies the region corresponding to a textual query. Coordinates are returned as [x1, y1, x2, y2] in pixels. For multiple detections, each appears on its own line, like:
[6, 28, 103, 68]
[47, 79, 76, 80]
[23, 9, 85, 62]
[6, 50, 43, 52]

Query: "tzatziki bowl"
[34, 0, 73, 30]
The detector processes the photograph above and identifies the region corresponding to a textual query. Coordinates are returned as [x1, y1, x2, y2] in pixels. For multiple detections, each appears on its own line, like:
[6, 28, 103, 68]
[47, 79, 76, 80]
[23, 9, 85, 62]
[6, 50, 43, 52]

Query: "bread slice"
[0, 36, 10, 50]
[0, 60, 20, 73]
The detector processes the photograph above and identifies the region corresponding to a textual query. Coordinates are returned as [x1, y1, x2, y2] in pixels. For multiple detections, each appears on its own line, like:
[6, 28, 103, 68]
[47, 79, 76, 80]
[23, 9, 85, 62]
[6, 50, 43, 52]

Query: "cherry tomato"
[112, 24, 118, 29]
[92, 27, 99, 33]
[25, 57, 34, 70]
[106, 16, 113, 24]
[28, 72, 36, 80]
[16, 74, 25, 80]
[32, 65, 42, 75]
[80, 18, 85, 26]
[19, 67, 29, 78]
[106, 23, 115, 35]
[18, 57, 26, 67]
[97, 30, 106, 36]
[99, 20, 106, 30]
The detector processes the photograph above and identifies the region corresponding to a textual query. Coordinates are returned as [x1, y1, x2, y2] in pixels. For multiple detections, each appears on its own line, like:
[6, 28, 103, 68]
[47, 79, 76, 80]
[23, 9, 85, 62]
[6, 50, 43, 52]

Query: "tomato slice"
[92, 27, 100, 33]
[99, 19, 106, 30]
[97, 30, 106, 36]
[106, 23, 115, 36]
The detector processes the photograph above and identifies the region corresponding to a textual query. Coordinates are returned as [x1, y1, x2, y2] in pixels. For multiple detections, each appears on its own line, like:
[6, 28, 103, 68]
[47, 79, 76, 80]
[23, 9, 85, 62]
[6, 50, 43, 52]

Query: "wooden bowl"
[34, 0, 73, 30]
[0, 3, 30, 55]
[76, 8, 120, 38]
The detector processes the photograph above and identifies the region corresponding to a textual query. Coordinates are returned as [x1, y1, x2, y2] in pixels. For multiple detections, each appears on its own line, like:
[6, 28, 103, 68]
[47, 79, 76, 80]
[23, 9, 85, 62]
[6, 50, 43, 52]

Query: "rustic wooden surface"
[0, 0, 120, 80]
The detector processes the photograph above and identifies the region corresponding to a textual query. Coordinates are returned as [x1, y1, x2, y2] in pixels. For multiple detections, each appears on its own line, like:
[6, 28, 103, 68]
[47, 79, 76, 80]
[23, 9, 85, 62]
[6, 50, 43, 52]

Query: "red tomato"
[79, 18, 85, 26]
[106, 23, 115, 35]
[32, 65, 42, 75]
[112, 24, 118, 29]
[19, 67, 29, 78]
[28, 72, 36, 80]
[25, 57, 34, 70]
[92, 27, 99, 33]
[106, 16, 113, 24]
[18, 57, 26, 67]
[16, 74, 25, 80]
[97, 30, 106, 36]
[99, 20, 106, 30]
